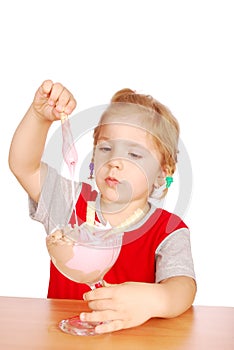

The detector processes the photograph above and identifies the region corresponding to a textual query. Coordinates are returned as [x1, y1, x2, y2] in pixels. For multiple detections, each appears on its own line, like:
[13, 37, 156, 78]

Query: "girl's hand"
[81, 282, 154, 334]
[81, 277, 196, 334]
[32, 80, 77, 122]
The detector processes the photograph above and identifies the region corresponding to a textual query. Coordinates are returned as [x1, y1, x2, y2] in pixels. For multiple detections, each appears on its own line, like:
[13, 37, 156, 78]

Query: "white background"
[0, 1, 233, 307]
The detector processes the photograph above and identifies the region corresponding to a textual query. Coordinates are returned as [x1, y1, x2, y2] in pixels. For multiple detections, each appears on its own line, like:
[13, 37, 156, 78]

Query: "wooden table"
[0, 296, 233, 350]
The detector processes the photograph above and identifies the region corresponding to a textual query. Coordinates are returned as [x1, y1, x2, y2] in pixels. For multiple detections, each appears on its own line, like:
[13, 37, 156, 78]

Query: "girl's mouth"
[105, 176, 119, 187]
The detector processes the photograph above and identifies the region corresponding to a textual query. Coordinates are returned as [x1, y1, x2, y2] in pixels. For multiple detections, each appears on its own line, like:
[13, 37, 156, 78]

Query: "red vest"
[47, 183, 187, 299]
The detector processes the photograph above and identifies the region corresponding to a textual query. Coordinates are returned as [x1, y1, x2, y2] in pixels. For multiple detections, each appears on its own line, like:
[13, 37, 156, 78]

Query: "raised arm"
[8, 80, 76, 202]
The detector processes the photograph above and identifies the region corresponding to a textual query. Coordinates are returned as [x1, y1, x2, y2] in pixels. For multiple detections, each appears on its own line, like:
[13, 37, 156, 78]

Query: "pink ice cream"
[46, 226, 122, 285]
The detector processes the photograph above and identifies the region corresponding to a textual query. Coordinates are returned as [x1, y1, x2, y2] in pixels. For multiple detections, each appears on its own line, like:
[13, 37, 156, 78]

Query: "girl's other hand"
[81, 282, 153, 334]
[81, 277, 196, 334]
[32, 80, 77, 122]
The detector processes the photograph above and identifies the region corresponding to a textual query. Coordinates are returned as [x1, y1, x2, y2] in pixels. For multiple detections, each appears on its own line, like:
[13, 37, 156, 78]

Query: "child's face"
[94, 122, 163, 209]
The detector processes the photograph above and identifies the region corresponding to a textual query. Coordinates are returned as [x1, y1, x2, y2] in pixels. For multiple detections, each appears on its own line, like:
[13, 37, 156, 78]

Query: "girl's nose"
[108, 157, 123, 169]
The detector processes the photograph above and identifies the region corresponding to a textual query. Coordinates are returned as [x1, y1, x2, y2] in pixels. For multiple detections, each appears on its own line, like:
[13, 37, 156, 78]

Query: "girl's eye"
[98, 145, 111, 152]
[128, 152, 142, 159]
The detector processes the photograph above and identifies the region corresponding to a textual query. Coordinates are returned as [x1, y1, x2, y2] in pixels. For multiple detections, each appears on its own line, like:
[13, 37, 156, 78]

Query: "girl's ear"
[154, 168, 167, 188]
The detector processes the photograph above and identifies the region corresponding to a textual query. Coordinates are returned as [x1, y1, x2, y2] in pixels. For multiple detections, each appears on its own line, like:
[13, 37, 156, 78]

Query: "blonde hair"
[93, 88, 180, 196]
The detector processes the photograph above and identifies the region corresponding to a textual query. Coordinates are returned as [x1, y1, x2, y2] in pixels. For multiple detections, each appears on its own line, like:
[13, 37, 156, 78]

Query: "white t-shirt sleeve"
[28, 163, 81, 234]
[155, 228, 196, 282]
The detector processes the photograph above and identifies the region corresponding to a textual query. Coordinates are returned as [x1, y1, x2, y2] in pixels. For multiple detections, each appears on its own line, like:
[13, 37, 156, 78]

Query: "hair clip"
[165, 176, 173, 188]
[88, 162, 94, 179]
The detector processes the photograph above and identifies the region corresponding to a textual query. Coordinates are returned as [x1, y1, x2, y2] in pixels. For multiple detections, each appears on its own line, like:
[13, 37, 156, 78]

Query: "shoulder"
[144, 208, 188, 234]
[155, 226, 196, 282]
[123, 208, 187, 246]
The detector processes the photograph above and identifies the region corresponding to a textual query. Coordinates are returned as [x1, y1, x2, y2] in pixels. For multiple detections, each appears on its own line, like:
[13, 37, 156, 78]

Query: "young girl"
[9, 80, 196, 334]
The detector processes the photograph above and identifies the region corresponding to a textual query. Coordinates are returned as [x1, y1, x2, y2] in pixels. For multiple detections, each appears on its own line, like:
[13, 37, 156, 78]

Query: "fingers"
[81, 284, 149, 334]
[34, 80, 77, 120]
[40, 80, 53, 97]
[82, 288, 125, 334]
[47, 82, 77, 116]
[80, 309, 117, 322]
[80, 310, 124, 334]
[95, 319, 124, 334]
[83, 286, 114, 301]
[87, 298, 117, 311]
[47, 82, 64, 107]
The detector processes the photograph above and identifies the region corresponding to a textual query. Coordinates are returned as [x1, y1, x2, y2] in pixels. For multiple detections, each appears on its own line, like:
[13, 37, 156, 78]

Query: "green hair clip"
[166, 176, 173, 188]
